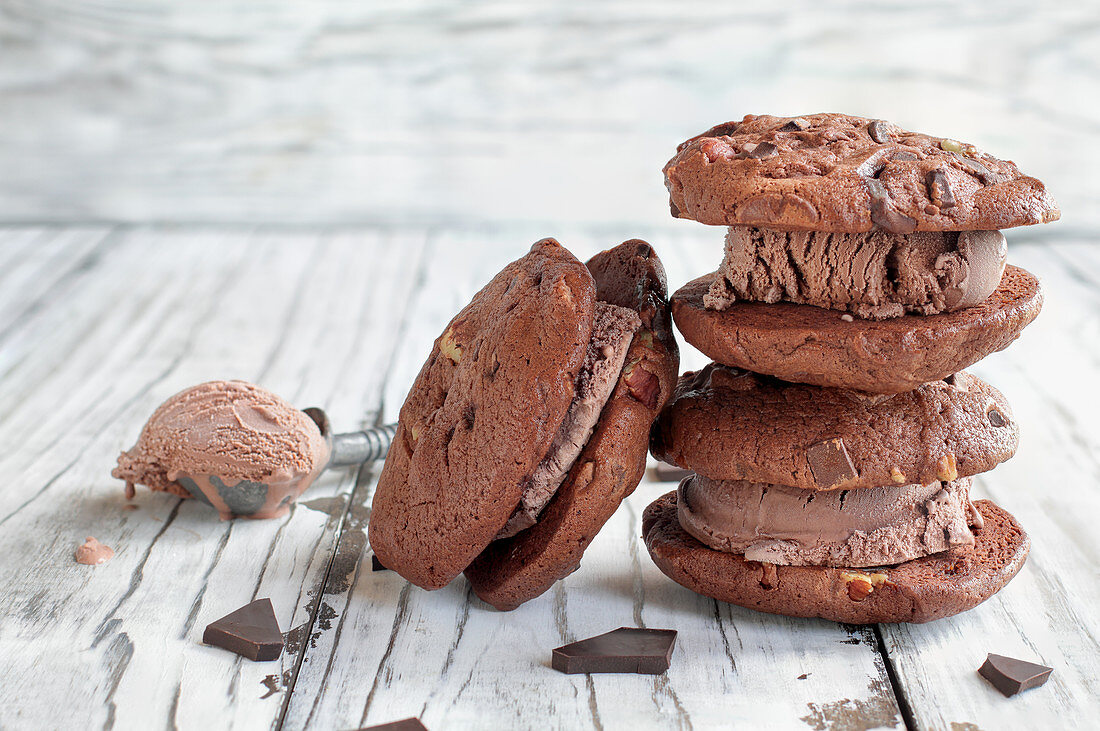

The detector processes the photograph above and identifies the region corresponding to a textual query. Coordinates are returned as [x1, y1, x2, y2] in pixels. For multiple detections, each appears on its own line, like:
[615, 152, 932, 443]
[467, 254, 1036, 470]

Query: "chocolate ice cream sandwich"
[662, 112, 1056, 393]
[369, 239, 678, 609]
[642, 365, 1029, 623]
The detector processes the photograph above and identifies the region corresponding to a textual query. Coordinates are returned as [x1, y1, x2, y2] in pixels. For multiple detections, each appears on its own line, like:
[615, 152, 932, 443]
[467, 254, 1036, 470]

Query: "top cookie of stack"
[663, 113, 1059, 393]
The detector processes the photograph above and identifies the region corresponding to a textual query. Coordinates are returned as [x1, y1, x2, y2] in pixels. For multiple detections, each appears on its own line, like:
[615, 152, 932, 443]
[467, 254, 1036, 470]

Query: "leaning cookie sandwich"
[370, 239, 678, 610]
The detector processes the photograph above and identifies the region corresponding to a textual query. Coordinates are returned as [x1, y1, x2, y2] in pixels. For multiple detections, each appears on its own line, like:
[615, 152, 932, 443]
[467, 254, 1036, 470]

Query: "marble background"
[0, 0, 1094, 235]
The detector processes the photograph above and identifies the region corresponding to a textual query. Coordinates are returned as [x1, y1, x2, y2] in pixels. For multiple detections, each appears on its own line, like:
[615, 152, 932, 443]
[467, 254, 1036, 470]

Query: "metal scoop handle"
[329, 423, 397, 467]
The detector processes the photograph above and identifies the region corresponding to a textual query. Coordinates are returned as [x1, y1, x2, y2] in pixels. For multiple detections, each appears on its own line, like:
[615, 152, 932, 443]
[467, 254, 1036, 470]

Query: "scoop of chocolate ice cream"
[677, 474, 983, 567]
[112, 380, 330, 519]
[496, 302, 641, 538]
[704, 226, 1007, 319]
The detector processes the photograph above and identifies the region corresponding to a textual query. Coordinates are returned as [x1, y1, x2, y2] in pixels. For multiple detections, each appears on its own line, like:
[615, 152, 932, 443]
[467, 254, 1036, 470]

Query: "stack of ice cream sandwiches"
[643, 113, 1059, 623]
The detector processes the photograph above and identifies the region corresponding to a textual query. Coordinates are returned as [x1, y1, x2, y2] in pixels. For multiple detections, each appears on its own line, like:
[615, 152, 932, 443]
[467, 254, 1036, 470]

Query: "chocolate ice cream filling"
[496, 302, 641, 539]
[678, 474, 984, 567]
[705, 226, 1007, 319]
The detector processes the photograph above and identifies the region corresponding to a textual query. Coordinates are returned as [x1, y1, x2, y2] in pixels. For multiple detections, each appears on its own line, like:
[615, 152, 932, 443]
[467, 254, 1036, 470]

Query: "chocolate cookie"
[642, 491, 1029, 624]
[664, 113, 1060, 232]
[466, 241, 679, 610]
[650, 365, 1017, 491]
[370, 239, 598, 589]
[671, 265, 1042, 393]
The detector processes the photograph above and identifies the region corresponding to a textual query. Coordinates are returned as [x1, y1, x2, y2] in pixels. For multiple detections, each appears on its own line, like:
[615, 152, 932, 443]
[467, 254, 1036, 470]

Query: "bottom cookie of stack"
[642, 491, 1029, 624]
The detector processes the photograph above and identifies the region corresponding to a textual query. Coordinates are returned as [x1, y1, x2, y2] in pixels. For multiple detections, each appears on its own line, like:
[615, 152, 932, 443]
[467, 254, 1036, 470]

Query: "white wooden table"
[2, 0, 1098, 726]
[0, 224, 1095, 730]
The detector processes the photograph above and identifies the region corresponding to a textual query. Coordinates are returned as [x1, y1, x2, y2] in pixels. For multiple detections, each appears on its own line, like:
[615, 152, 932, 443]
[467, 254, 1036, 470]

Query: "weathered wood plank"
[876, 239, 1100, 731]
[0, 1, 1092, 231]
[284, 230, 900, 731]
[0, 227, 427, 730]
[2, 226, 1096, 731]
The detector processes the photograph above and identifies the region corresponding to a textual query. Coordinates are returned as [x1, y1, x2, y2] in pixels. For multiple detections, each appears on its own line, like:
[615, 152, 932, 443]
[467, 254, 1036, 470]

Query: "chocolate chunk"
[358, 719, 428, 731]
[748, 141, 778, 159]
[806, 438, 858, 489]
[780, 117, 810, 132]
[978, 654, 1053, 697]
[552, 627, 676, 675]
[870, 197, 918, 234]
[654, 462, 693, 482]
[371, 553, 390, 572]
[927, 169, 956, 209]
[868, 120, 892, 144]
[865, 178, 918, 233]
[706, 122, 740, 138]
[987, 409, 1007, 427]
[203, 598, 284, 661]
[954, 153, 996, 184]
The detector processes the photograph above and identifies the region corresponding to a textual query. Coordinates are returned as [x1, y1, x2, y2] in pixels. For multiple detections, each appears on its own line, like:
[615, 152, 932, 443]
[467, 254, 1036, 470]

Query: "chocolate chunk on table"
[203, 598, 284, 661]
[978, 654, 1053, 697]
[357, 719, 428, 731]
[552, 627, 676, 675]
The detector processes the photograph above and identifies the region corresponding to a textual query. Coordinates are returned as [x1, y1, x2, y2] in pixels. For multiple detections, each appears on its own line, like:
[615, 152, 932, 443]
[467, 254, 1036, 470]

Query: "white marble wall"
[0, 0, 1093, 233]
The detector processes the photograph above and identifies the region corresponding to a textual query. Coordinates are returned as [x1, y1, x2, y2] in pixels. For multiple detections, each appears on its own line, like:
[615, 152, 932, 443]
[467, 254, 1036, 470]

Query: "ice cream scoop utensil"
[302, 408, 397, 467]
[114, 380, 401, 520]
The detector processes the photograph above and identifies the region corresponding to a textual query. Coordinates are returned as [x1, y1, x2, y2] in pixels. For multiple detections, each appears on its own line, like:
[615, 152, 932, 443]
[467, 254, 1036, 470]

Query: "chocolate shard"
[954, 153, 997, 184]
[926, 169, 956, 209]
[870, 197, 918, 234]
[868, 120, 892, 144]
[748, 141, 778, 159]
[371, 553, 390, 572]
[357, 719, 429, 731]
[780, 117, 810, 132]
[552, 627, 676, 675]
[978, 654, 1053, 697]
[865, 174, 918, 232]
[203, 598, 284, 661]
[654, 462, 693, 483]
[705, 121, 740, 138]
[806, 438, 858, 489]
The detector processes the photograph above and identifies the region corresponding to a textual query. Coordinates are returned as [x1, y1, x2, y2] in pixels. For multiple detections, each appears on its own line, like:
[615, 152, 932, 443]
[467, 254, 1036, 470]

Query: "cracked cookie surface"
[650, 365, 1018, 491]
[664, 113, 1059, 232]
